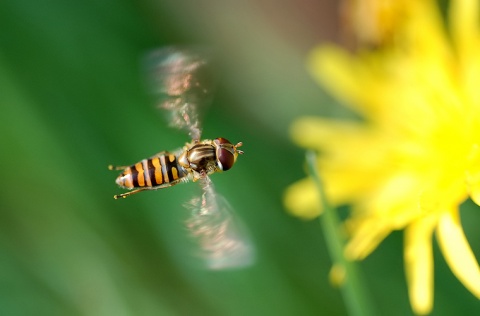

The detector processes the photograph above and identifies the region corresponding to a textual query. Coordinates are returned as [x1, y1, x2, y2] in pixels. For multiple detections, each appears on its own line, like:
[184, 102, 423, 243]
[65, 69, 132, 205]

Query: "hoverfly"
[109, 47, 254, 269]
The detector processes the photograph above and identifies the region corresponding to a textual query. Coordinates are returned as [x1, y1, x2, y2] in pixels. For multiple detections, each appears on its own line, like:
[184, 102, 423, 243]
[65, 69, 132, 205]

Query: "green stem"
[306, 150, 374, 316]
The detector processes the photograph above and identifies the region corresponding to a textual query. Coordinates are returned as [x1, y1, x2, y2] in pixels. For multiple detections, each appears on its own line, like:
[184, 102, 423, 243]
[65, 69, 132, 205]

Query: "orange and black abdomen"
[116, 153, 186, 189]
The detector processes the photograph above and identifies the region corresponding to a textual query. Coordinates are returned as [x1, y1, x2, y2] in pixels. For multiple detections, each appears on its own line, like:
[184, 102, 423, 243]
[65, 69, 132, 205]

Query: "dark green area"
[0, 1, 478, 315]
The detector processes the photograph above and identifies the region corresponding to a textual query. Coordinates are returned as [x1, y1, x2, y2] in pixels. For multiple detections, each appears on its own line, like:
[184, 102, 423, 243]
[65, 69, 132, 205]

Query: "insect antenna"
[235, 142, 244, 155]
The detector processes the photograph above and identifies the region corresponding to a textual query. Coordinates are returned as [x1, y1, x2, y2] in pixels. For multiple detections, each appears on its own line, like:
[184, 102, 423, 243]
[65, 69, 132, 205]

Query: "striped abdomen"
[116, 153, 187, 189]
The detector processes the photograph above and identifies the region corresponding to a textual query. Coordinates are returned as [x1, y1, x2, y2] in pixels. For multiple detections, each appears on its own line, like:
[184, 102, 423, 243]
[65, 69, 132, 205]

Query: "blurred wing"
[145, 47, 215, 142]
[184, 177, 255, 270]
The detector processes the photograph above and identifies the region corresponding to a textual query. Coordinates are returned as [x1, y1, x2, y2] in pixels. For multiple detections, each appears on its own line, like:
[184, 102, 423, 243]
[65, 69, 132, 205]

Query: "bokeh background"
[1, 0, 478, 315]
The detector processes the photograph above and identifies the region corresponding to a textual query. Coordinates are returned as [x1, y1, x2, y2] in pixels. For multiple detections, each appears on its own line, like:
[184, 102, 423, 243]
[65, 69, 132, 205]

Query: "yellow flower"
[285, 0, 480, 314]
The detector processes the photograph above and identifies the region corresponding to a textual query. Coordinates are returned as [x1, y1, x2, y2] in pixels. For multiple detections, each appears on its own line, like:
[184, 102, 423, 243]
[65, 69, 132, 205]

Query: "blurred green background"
[1, 0, 478, 315]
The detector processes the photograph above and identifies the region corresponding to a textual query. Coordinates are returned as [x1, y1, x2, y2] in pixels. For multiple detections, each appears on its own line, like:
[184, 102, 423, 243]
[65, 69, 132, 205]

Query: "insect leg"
[108, 164, 130, 171]
[113, 188, 147, 199]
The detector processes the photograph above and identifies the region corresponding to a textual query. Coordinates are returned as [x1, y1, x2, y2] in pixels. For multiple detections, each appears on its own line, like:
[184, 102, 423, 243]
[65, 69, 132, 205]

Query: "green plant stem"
[306, 150, 375, 316]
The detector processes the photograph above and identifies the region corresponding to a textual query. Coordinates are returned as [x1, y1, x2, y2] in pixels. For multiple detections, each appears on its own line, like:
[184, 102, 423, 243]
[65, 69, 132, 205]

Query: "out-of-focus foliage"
[0, 0, 477, 315]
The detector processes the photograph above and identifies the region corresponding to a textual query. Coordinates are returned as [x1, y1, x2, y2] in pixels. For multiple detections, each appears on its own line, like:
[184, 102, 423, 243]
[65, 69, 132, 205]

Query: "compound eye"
[214, 137, 231, 145]
[216, 147, 235, 171]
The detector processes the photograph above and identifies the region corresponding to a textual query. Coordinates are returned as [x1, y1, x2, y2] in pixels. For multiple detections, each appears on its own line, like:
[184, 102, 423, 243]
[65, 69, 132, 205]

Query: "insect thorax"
[178, 142, 218, 176]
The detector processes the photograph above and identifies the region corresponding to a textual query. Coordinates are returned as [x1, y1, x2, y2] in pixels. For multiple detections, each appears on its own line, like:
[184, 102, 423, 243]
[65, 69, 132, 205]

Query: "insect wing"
[184, 177, 254, 270]
[145, 47, 215, 141]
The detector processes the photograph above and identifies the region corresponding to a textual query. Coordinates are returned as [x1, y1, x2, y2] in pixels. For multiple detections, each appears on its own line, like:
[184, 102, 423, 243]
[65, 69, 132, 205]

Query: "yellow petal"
[404, 215, 437, 315]
[449, 0, 479, 53]
[436, 210, 480, 298]
[368, 173, 420, 222]
[449, 0, 480, 106]
[344, 217, 391, 260]
[465, 163, 480, 206]
[290, 117, 365, 150]
[404, 0, 448, 56]
[307, 45, 373, 115]
[341, 0, 412, 46]
[329, 263, 346, 288]
[283, 178, 321, 219]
